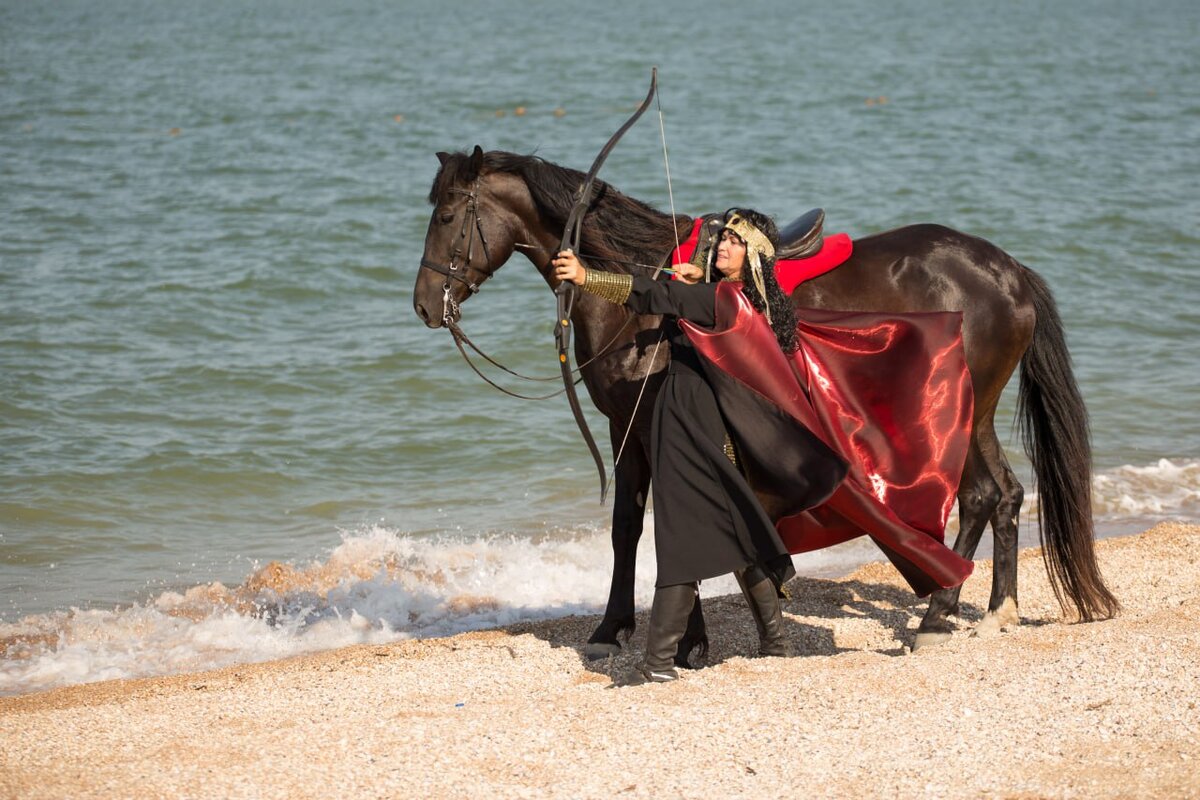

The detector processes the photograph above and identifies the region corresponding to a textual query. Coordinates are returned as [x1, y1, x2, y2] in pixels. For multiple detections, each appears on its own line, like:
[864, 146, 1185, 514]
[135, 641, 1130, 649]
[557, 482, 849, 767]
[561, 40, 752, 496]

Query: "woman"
[552, 209, 806, 685]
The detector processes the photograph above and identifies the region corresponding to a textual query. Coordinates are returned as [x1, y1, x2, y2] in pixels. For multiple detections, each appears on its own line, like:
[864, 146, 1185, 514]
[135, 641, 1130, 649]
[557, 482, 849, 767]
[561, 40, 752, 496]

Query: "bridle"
[419, 176, 575, 400]
[419, 179, 491, 325]
[420, 170, 627, 403]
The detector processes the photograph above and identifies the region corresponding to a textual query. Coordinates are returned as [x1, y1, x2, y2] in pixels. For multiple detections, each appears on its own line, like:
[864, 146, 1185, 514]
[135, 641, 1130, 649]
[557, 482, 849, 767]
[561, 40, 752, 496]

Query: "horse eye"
[438, 211, 454, 225]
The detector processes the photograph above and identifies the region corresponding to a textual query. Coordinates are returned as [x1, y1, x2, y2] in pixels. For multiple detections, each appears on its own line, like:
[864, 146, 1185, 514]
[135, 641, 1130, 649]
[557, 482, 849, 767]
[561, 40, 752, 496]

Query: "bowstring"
[657, 82, 683, 272]
[607, 76, 680, 487]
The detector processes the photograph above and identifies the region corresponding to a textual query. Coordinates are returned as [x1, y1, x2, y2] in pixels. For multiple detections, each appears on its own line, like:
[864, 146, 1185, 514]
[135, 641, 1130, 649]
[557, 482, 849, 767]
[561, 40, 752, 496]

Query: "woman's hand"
[674, 262, 703, 284]
[551, 250, 586, 285]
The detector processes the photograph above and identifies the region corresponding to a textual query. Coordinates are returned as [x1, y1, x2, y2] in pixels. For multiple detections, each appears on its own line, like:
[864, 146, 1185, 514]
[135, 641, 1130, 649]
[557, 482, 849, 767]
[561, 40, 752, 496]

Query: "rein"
[449, 311, 637, 383]
[444, 317, 583, 400]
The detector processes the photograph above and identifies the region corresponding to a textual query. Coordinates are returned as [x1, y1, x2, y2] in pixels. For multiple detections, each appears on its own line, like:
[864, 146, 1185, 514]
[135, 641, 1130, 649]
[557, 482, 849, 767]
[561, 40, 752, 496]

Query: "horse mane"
[430, 150, 691, 274]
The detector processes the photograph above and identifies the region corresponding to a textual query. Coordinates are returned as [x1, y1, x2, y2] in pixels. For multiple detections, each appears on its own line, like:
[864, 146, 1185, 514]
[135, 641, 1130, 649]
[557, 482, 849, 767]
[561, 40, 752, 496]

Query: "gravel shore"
[2, 521, 1197, 799]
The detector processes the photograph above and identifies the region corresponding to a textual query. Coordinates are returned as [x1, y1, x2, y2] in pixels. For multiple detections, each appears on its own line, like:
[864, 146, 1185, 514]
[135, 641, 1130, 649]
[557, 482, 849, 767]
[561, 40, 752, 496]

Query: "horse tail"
[1017, 268, 1120, 622]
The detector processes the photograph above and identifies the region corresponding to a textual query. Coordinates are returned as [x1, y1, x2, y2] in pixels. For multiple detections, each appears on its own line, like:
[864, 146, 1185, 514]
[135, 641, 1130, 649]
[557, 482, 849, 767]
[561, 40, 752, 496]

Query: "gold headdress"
[722, 212, 776, 324]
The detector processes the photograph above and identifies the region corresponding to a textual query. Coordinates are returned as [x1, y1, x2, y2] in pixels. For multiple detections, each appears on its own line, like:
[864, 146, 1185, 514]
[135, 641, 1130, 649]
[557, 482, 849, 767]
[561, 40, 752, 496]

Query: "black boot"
[735, 567, 791, 657]
[622, 583, 697, 685]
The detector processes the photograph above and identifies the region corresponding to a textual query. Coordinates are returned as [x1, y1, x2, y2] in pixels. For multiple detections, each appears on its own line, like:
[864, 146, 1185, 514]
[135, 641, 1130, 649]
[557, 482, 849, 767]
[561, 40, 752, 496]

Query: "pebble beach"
[2, 521, 1197, 799]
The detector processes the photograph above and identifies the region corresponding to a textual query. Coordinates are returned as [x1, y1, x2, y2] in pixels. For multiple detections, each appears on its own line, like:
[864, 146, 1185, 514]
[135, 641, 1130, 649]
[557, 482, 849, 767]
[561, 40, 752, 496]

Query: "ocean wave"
[1, 459, 1195, 696]
[0, 524, 652, 697]
[1091, 458, 1200, 519]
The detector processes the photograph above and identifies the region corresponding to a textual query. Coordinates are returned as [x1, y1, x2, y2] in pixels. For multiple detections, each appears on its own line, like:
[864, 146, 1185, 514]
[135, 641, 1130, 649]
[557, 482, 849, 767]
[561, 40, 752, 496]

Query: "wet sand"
[2, 521, 1198, 799]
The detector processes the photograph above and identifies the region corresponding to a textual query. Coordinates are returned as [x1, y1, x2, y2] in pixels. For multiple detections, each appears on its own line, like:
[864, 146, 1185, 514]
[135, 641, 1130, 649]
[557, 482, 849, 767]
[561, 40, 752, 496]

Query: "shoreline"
[2, 521, 1198, 798]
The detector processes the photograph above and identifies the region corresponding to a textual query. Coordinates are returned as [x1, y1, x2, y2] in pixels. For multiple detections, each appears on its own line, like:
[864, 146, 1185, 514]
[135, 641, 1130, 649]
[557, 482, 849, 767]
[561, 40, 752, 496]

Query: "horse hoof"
[912, 630, 953, 651]
[582, 642, 622, 660]
[972, 598, 1020, 639]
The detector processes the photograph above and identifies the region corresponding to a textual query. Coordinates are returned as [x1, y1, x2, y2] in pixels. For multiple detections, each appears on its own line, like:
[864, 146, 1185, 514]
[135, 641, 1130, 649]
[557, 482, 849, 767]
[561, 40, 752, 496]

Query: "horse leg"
[973, 430, 1024, 637]
[913, 439, 1001, 650]
[583, 438, 650, 659]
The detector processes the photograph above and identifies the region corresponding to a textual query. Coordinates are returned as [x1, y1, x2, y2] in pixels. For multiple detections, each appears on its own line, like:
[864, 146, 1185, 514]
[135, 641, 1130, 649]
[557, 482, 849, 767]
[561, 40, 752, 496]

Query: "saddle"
[777, 208, 825, 260]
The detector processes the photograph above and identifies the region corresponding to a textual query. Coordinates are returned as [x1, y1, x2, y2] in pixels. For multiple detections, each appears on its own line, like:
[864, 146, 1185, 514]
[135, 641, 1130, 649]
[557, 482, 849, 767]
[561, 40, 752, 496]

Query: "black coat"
[627, 276, 800, 589]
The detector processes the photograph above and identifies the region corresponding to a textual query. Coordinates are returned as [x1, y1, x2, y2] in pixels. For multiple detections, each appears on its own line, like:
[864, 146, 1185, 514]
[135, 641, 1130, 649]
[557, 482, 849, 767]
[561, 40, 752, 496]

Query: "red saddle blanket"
[681, 283, 976, 596]
[669, 217, 853, 291]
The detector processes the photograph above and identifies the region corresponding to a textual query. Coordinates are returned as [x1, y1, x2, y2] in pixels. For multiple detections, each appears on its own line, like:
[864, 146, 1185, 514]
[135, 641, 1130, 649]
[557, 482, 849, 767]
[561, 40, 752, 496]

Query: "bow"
[555, 68, 659, 502]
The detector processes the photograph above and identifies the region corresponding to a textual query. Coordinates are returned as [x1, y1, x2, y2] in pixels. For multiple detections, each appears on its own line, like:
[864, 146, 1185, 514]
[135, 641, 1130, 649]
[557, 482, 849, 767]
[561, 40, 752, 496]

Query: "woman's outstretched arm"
[552, 250, 715, 326]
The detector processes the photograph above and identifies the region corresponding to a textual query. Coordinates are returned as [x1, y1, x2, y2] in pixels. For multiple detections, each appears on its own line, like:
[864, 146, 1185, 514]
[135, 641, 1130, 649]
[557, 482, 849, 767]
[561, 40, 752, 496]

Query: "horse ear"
[465, 145, 484, 179]
[436, 151, 450, 166]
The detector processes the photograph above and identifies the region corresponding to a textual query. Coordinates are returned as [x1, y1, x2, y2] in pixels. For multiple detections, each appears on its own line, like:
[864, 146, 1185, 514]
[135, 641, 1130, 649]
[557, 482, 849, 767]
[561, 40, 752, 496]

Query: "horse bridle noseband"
[419, 179, 492, 324]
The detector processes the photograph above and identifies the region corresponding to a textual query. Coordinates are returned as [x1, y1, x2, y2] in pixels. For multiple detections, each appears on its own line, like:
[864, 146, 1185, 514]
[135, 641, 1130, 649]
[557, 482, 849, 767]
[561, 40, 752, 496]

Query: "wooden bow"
[554, 68, 659, 502]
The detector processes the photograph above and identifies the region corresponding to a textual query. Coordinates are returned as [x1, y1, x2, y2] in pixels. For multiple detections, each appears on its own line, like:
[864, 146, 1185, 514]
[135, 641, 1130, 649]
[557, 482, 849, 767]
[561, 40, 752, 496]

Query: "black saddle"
[777, 208, 824, 260]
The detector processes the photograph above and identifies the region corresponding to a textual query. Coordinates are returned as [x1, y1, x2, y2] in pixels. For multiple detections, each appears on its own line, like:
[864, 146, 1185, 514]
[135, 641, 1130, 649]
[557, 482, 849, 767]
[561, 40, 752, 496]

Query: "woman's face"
[714, 229, 746, 279]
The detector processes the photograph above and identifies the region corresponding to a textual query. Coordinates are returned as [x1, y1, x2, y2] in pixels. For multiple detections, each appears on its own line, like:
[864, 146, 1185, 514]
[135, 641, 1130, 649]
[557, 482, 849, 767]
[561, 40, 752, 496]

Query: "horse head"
[414, 146, 532, 328]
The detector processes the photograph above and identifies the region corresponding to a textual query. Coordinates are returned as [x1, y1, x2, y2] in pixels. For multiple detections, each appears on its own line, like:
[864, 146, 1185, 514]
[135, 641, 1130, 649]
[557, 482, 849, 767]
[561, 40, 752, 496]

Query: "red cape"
[681, 284, 975, 596]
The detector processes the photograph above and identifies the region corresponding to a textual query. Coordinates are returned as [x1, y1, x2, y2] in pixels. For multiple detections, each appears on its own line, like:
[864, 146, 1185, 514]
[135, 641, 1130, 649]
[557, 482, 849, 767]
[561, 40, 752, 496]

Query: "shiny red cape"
[681, 284, 976, 595]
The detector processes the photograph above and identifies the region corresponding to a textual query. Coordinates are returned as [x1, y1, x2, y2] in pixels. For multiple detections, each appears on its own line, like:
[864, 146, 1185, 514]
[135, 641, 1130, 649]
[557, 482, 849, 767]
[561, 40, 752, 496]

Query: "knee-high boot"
[735, 566, 791, 657]
[623, 582, 697, 685]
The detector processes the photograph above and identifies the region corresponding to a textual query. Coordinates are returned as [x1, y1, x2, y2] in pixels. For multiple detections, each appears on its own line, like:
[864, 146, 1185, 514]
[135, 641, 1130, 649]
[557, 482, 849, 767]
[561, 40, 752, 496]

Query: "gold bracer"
[580, 269, 633, 305]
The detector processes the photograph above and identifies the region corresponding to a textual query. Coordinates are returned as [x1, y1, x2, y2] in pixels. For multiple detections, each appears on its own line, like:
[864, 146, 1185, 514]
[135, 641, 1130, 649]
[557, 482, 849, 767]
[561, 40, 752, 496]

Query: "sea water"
[2, 0, 1197, 695]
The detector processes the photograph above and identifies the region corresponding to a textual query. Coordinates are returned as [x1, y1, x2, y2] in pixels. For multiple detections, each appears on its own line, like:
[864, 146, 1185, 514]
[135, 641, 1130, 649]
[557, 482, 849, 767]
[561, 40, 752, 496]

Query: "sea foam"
[1, 459, 1195, 696]
[0, 523, 665, 696]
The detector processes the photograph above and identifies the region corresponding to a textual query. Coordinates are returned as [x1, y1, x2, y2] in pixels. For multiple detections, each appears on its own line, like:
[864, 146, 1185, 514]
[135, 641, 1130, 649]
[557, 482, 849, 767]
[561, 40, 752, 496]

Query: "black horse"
[414, 146, 1118, 659]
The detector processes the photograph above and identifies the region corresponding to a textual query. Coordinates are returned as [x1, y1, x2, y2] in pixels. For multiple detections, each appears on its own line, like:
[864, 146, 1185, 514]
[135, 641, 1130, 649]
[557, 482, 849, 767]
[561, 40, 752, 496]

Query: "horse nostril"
[414, 301, 443, 328]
